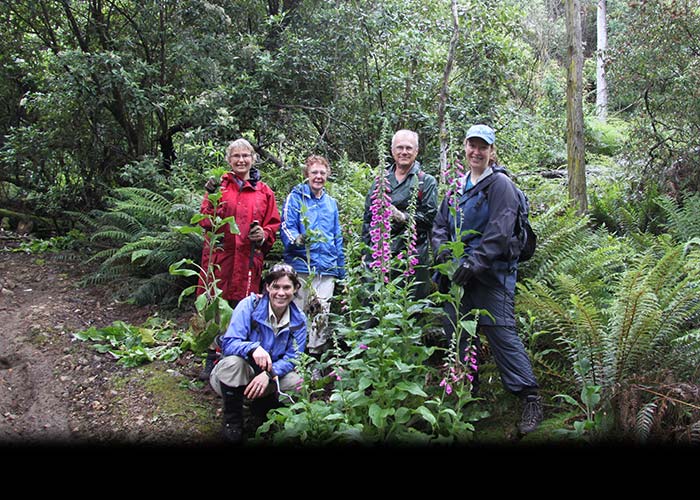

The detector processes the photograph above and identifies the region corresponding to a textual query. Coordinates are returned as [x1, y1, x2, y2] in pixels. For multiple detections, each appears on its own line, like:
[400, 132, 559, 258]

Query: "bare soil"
[0, 245, 222, 448]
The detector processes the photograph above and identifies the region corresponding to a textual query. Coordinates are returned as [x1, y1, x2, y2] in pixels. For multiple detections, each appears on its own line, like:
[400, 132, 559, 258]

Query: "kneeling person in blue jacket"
[210, 263, 307, 443]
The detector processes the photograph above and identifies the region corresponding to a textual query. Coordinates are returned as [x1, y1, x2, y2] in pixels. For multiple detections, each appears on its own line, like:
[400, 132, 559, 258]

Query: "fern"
[635, 401, 657, 441]
[75, 185, 202, 304]
[657, 192, 700, 243]
[520, 234, 700, 395]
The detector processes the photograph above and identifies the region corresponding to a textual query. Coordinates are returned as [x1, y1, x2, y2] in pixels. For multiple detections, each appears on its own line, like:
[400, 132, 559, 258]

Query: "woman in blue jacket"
[280, 155, 345, 356]
[209, 263, 307, 443]
[432, 124, 542, 435]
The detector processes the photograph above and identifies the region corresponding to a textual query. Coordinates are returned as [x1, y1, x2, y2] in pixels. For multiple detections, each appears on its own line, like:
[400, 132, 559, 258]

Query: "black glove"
[435, 250, 451, 265]
[453, 262, 474, 287]
[204, 176, 219, 194]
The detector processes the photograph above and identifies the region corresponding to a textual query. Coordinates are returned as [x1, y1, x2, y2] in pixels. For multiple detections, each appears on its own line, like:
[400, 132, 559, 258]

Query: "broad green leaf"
[414, 406, 436, 426]
[395, 381, 428, 397]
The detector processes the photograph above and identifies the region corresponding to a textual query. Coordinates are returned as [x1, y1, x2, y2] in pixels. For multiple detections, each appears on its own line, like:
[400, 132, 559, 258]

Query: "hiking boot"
[249, 394, 281, 431]
[197, 349, 219, 381]
[518, 394, 543, 434]
[221, 383, 245, 443]
[198, 337, 223, 381]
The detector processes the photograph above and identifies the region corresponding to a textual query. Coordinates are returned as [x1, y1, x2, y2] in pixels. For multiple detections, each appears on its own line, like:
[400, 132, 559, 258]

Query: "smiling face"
[305, 160, 329, 197]
[266, 275, 296, 315]
[464, 137, 493, 173]
[226, 146, 254, 179]
[391, 131, 419, 172]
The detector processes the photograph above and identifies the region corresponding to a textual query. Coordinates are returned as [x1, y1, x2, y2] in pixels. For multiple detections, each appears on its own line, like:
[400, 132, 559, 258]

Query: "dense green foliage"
[5, 1, 700, 442]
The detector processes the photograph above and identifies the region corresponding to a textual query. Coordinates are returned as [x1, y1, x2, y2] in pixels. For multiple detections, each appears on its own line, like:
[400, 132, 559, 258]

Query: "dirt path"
[0, 247, 220, 446]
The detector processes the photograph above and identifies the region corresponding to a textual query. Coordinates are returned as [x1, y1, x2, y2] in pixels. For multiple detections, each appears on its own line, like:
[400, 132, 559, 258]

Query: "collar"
[300, 181, 325, 200]
[389, 161, 421, 177]
[267, 301, 291, 334]
[223, 167, 261, 189]
[463, 166, 493, 192]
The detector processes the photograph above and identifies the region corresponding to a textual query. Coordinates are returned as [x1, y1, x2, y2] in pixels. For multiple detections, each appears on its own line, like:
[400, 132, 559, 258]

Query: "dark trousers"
[441, 272, 538, 396]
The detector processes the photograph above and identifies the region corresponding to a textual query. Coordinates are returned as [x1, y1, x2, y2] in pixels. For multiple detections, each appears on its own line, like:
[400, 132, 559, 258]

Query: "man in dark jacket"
[431, 124, 543, 435]
[361, 129, 438, 300]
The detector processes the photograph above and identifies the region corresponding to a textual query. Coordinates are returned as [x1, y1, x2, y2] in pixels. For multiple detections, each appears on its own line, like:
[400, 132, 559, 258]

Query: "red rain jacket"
[198, 171, 280, 303]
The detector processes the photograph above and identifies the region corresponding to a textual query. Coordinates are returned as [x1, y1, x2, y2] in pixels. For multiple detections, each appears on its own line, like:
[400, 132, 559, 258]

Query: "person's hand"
[244, 371, 271, 400]
[435, 250, 451, 265]
[248, 221, 265, 244]
[204, 176, 219, 194]
[251, 346, 272, 372]
[388, 204, 407, 224]
[294, 234, 306, 246]
[453, 262, 474, 287]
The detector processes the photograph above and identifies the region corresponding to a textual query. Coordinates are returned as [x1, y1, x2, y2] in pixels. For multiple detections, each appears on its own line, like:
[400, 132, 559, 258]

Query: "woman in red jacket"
[197, 138, 281, 379]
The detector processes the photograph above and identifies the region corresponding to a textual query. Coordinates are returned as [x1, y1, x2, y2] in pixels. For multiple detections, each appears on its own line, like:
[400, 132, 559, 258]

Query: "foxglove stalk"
[368, 171, 392, 282]
[401, 215, 419, 277]
[444, 161, 465, 208]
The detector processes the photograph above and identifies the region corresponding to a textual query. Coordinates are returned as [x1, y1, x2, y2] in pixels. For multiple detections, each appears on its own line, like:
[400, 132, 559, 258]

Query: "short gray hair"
[391, 129, 419, 150]
[225, 138, 257, 163]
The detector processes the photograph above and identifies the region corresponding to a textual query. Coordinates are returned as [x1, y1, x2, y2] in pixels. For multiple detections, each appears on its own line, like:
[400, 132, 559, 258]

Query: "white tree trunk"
[437, 0, 459, 178]
[596, 0, 608, 121]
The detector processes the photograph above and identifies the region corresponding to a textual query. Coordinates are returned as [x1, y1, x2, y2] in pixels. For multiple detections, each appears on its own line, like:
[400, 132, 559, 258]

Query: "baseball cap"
[465, 124, 496, 145]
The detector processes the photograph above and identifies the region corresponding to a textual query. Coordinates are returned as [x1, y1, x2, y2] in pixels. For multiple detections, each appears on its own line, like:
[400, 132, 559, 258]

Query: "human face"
[391, 133, 418, 171]
[305, 162, 328, 197]
[464, 138, 492, 173]
[266, 275, 296, 315]
[227, 147, 254, 179]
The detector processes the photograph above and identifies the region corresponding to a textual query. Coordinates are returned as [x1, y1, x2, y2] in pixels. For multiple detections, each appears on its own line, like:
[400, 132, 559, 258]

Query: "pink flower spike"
[359, 344, 369, 350]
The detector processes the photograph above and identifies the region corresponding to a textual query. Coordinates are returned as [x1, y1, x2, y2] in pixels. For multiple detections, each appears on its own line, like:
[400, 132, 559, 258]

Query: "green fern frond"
[90, 227, 133, 244]
[65, 210, 101, 231]
[96, 210, 146, 234]
[80, 263, 133, 285]
[690, 421, 700, 444]
[657, 192, 700, 243]
[603, 243, 700, 386]
[635, 401, 657, 441]
[130, 272, 185, 306]
[113, 186, 172, 208]
[77, 182, 206, 304]
[522, 230, 700, 394]
[86, 247, 118, 263]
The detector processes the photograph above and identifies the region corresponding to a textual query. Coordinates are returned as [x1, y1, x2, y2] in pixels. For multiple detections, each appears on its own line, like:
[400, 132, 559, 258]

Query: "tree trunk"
[566, 0, 588, 214]
[596, 0, 608, 121]
[437, 0, 460, 180]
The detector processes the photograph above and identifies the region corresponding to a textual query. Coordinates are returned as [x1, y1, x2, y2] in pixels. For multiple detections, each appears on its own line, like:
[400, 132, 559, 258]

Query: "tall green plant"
[256, 135, 485, 443]
[169, 189, 237, 354]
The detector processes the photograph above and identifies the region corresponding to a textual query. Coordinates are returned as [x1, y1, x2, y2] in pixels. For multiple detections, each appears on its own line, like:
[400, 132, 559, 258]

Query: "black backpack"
[492, 166, 537, 263]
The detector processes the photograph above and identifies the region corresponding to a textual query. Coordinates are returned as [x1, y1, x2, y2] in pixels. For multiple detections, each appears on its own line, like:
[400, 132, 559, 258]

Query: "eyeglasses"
[270, 263, 295, 274]
[230, 153, 252, 160]
[308, 169, 328, 177]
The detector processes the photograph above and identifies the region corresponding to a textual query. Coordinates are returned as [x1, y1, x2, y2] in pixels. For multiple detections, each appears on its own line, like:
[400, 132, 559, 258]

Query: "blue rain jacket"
[219, 293, 307, 378]
[280, 182, 346, 279]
